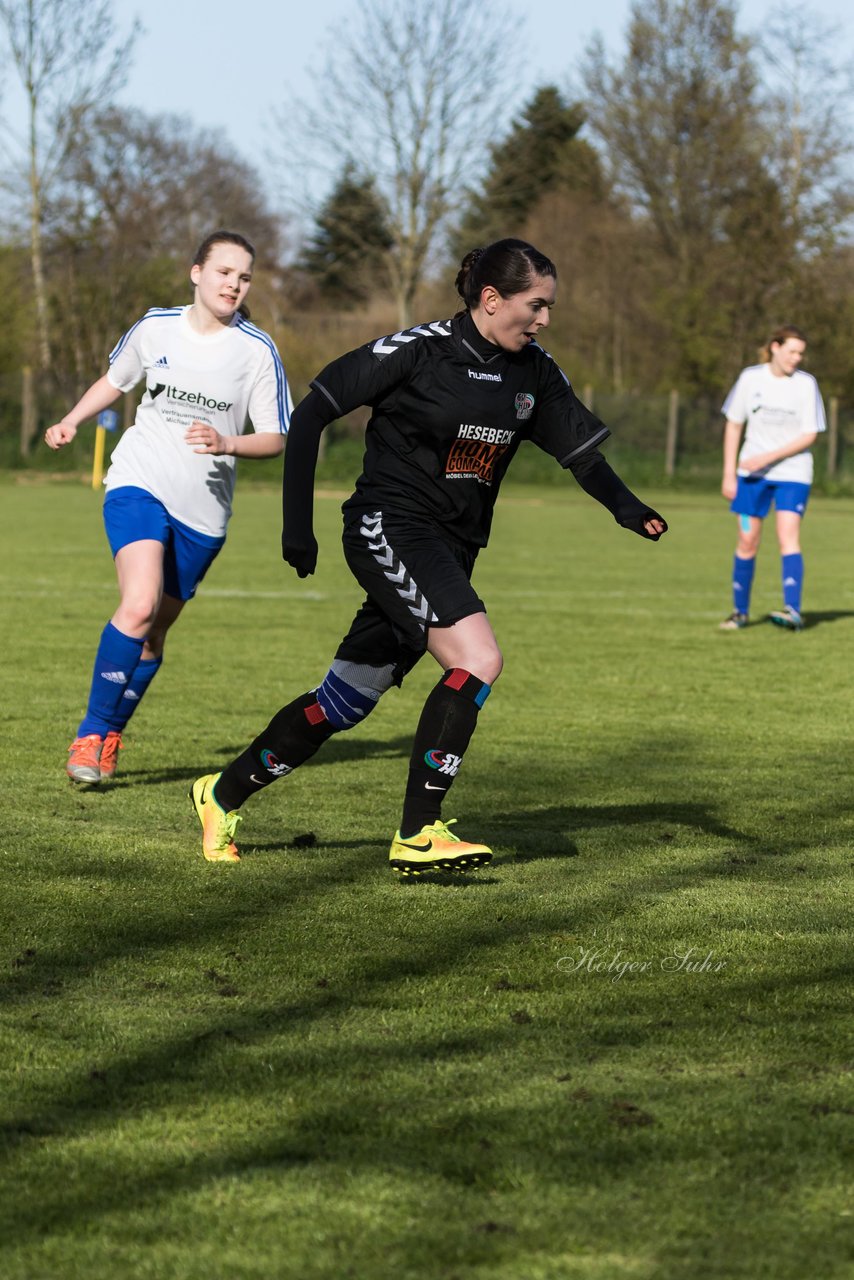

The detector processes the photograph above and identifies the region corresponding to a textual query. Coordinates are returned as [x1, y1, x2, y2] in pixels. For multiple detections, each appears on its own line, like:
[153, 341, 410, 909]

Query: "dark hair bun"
[455, 239, 557, 309]
[455, 247, 486, 299]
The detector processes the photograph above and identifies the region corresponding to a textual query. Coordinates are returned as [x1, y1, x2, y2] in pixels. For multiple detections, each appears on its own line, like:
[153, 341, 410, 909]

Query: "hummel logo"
[154, 355, 169, 368]
[100, 670, 127, 683]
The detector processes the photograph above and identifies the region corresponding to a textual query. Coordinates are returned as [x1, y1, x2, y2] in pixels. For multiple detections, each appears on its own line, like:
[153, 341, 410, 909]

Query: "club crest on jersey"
[515, 392, 535, 420]
[425, 749, 462, 777]
[260, 748, 292, 778]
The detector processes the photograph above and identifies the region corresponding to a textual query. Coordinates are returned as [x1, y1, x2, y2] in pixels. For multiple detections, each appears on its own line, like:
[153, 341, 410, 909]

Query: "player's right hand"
[44, 421, 77, 450]
[282, 534, 319, 578]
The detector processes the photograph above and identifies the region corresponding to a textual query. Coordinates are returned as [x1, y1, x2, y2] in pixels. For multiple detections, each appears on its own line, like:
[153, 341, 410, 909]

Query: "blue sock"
[77, 622, 145, 737]
[111, 656, 163, 732]
[732, 555, 755, 615]
[782, 553, 803, 612]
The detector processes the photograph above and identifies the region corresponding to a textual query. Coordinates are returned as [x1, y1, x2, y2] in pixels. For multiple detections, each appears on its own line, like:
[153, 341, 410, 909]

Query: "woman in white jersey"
[44, 230, 292, 783]
[719, 324, 826, 633]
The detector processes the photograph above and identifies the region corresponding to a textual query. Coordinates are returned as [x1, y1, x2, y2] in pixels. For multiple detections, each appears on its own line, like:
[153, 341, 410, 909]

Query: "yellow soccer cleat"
[189, 773, 242, 863]
[389, 818, 492, 877]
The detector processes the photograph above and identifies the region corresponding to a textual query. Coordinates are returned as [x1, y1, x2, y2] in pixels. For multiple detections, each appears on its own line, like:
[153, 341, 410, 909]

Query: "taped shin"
[400, 668, 491, 836]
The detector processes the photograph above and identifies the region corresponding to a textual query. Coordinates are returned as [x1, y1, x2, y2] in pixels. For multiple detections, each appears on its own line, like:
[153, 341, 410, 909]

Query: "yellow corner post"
[91, 409, 120, 489]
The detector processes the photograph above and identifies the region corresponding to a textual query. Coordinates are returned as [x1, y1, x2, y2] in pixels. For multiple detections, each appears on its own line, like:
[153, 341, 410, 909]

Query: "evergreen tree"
[454, 86, 604, 254]
[301, 163, 393, 307]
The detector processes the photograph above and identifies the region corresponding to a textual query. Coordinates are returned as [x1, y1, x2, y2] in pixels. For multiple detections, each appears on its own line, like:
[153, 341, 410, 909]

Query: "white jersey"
[104, 305, 292, 536]
[722, 362, 826, 485]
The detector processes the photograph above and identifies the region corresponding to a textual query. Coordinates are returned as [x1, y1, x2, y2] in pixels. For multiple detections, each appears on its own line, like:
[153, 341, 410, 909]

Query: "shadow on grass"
[2, 797, 851, 1273]
[0, 790, 806, 1019]
[3, 755, 850, 1252]
[106, 736, 415, 789]
[722, 610, 854, 632]
[799, 609, 854, 630]
[2, 933, 851, 1258]
[488, 800, 749, 863]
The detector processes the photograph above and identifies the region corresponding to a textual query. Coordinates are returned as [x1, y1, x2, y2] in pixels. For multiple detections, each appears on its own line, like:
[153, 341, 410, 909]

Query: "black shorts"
[336, 510, 485, 671]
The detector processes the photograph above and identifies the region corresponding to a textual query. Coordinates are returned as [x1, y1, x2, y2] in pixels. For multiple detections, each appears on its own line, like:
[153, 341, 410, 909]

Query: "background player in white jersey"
[719, 325, 826, 632]
[44, 230, 292, 783]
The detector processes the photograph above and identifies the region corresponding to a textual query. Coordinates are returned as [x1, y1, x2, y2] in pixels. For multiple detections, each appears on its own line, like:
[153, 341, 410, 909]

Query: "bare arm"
[738, 431, 818, 474]
[184, 422, 285, 459]
[721, 419, 745, 500]
[44, 375, 122, 450]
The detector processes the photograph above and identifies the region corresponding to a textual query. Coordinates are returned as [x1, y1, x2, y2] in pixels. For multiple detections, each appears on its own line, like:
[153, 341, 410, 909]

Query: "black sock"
[400, 668, 491, 836]
[214, 692, 337, 811]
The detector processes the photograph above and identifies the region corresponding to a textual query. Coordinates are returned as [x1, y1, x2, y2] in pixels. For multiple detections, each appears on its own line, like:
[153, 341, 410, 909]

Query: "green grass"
[2, 476, 853, 1280]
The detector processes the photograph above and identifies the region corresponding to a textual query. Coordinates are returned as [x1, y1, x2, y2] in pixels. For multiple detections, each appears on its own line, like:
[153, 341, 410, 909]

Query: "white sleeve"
[106, 319, 147, 393]
[721, 372, 747, 423]
[247, 343, 293, 435]
[803, 375, 827, 434]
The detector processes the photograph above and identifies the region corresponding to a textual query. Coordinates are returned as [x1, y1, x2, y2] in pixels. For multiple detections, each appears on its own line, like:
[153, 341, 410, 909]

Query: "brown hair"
[191, 230, 256, 320]
[760, 324, 807, 363]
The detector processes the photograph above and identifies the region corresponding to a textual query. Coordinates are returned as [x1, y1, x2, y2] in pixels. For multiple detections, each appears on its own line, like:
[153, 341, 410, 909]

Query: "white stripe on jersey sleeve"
[237, 318, 292, 432]
[108, 308, 184, 363]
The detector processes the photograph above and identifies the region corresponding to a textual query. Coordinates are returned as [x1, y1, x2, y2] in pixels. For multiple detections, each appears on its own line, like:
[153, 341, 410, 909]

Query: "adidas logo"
[100, 670, 127, 684]
[154, 355, 169, 367]
[122, 689, 140, 700]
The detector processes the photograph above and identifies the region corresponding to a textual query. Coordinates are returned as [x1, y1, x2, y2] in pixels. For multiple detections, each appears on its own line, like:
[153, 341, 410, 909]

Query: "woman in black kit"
[190, 239, 667, 871]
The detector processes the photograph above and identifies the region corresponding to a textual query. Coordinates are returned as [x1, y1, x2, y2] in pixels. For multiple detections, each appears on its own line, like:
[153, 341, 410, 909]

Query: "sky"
[107, 0, 854, 163]
[2, 0, 853, 204]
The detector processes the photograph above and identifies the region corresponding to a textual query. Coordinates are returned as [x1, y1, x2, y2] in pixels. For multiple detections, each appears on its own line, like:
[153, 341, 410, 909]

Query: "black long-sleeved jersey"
[282, 311, 665, 576]
[310, 310, 609, 549]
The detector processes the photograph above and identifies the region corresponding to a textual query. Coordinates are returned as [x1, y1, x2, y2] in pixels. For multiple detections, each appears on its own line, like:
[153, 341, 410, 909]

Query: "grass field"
[2, 475, 852, 1280]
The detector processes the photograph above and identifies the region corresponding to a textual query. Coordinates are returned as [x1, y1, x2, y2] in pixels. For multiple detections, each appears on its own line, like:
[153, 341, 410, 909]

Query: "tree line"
[1, 0, 853, 460]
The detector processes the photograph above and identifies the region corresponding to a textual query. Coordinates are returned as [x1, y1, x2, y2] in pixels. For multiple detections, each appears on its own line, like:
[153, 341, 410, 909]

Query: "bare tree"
[583, 0, 759, 270]
[756, 7, 854, 254]
[581, 0, 788, 387]
[47, 107, 281, 392]
[277, 0, 521, 327]
[0, 0, 139, 375]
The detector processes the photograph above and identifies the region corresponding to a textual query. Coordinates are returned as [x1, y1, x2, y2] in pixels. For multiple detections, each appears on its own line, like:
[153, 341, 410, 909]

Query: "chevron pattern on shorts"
[359, 512, 439, 629]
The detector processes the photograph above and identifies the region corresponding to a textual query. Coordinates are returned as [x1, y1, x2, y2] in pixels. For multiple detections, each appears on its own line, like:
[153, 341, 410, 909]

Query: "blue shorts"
[731, 476, 811, 520]
[103, 486, 224, 601]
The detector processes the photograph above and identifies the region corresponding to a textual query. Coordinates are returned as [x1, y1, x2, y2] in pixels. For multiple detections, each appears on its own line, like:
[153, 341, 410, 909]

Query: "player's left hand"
[185, 421, 228, 454]
[620, 508, 667, 540]
[643, 515, 667, 539]
[738, 454, 770, 474]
